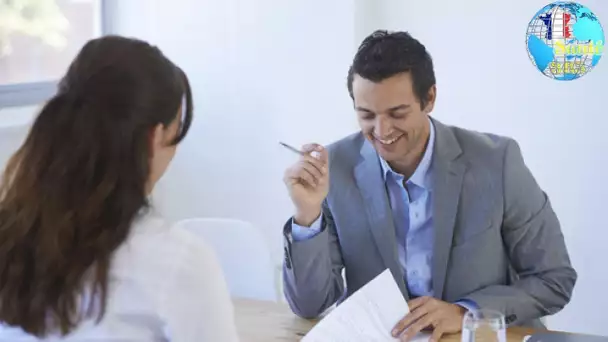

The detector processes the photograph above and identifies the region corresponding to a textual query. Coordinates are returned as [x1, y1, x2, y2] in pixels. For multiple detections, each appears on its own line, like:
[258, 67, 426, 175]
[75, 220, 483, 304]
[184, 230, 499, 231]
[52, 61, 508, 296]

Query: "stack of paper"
[301, 269, 430, 341]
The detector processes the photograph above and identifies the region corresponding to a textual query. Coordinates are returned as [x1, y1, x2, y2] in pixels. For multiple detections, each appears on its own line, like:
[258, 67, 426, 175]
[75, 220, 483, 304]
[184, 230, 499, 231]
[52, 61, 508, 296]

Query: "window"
[0, 0, 108, 108]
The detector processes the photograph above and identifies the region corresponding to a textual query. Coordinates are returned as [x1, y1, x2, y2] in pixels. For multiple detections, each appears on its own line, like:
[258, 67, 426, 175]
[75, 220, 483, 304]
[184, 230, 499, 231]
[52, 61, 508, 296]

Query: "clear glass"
[461, 309, 506, 342]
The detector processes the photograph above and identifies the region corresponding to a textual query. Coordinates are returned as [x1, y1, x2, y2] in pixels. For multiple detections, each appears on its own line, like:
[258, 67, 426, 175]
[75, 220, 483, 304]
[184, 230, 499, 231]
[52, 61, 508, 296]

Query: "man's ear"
[423, 85, 437, 114]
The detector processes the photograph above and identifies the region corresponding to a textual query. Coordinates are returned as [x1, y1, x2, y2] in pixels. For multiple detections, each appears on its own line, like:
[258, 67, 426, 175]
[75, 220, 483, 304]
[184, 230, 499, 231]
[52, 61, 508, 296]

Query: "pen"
[279, 141, 305, 156]
[279, 141, 323, 160]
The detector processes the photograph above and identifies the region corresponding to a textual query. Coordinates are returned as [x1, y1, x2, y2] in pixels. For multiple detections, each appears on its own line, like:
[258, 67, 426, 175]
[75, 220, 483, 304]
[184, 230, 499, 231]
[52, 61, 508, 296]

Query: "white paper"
[302, 269, 430, 342]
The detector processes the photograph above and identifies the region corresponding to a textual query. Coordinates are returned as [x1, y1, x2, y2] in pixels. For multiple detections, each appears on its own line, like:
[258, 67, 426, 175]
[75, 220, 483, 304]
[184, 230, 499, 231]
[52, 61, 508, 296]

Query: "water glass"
[461, 309, 506, 342]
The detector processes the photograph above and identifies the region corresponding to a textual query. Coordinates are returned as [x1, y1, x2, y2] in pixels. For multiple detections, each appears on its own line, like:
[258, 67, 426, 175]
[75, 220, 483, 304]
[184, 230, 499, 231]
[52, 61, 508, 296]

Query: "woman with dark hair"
[0, 36, 240, 341]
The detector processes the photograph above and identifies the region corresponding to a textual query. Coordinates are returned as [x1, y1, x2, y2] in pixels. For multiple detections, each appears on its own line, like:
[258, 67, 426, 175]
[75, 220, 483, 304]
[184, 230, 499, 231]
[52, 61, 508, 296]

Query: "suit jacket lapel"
[354, 139, 409, 299]
[430, 118, 466, 299]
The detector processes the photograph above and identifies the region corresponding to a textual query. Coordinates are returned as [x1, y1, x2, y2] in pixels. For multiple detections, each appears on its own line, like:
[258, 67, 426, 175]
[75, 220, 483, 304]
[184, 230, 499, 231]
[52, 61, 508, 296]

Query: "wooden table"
[233, 297, 538, 341]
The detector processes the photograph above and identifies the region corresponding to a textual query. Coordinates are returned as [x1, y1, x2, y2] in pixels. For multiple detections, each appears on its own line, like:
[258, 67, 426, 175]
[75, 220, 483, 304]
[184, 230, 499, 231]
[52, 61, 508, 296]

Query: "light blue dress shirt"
[379, 119, 435, 298]
[291, 119, 476, 311]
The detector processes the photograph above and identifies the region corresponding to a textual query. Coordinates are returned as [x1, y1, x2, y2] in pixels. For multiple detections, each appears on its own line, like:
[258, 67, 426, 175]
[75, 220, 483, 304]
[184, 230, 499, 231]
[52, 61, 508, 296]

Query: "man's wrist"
[294, 209, 321, 227]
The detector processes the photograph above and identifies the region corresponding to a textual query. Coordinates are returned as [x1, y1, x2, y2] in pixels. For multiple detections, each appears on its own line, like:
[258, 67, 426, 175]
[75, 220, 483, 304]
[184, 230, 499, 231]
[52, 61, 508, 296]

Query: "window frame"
[0, 0, 113, 108]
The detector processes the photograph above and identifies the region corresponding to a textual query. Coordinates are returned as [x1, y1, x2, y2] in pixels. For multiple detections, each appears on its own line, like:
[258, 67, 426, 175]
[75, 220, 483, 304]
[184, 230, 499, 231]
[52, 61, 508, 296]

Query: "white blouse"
[0, 211, 241, 341]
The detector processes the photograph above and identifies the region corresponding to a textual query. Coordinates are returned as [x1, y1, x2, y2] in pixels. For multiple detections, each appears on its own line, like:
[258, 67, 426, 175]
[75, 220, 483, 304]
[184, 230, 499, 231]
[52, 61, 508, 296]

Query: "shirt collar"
[379, 118, 435, 189]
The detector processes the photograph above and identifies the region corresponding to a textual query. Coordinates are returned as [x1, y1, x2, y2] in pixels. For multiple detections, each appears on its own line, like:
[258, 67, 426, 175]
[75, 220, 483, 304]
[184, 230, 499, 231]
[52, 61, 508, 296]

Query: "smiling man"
[281, 30, 577, 341]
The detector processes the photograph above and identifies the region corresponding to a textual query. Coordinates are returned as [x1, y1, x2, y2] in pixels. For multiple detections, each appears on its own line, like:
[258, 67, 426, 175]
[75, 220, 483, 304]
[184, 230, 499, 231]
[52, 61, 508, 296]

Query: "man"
[281, 30, 577, 341]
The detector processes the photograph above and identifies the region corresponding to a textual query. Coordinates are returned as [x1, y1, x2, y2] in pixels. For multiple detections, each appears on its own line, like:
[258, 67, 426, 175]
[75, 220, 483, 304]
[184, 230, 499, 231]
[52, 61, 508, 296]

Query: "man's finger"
[316, 147, 329, 163]
[299, 161, 324, 181]
[295, 169, 317, 188]
[301, 143, 323, 153]
[286, 163, 317, 188]
[300, 155, 326, 175]
[392, 297, 434, 337]
[429, 322, 445, 342]
[301, 143, 329, 163]
[392, 305, 430, 337]
[399, 312, 437, 342]
[408, 296, 432, 312]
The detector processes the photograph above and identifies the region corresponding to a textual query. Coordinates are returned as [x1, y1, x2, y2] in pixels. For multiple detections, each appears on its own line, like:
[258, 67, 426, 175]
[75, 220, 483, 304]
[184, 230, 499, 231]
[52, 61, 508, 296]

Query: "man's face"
[352, 72, 435, 165]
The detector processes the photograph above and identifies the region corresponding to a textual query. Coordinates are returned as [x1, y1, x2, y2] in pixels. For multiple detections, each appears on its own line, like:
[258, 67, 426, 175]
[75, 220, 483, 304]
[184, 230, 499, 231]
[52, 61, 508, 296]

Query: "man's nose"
[374, 117, 393, 137]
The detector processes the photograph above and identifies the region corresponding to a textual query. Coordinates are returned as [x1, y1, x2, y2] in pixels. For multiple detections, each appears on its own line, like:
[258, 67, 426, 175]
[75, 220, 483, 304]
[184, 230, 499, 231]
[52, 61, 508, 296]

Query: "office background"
[0, 0, 606, 336]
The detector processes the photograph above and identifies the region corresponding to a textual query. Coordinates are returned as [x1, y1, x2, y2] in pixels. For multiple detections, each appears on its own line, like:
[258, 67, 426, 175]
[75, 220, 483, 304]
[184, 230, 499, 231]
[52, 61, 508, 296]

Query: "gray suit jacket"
[282, 117, 577, 328]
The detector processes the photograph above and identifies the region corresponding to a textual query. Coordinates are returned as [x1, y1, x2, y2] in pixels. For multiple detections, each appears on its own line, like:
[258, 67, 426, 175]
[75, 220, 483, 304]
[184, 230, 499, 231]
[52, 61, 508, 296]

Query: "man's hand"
[283, 143, 329, 226]
[391, 296, 467, 342]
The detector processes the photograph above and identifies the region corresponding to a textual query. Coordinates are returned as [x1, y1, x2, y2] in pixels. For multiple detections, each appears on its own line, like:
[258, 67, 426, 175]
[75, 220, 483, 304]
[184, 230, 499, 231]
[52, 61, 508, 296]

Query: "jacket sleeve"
[463, 139, 577, 326]
[282, 200, 346, 319]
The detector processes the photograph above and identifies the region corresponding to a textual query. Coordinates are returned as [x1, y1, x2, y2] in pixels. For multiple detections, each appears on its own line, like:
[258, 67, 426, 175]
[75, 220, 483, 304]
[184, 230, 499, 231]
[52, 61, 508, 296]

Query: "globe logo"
[526, 1, 604, 80]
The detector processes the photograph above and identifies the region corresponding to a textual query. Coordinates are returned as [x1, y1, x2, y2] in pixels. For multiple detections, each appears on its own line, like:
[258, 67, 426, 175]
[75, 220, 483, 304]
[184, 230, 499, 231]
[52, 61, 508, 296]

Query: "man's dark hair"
[347, 30, 436, 110]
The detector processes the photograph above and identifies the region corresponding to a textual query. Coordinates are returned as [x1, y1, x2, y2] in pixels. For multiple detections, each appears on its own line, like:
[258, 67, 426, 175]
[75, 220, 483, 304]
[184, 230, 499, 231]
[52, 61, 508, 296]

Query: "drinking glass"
[461, 309, 506, 342]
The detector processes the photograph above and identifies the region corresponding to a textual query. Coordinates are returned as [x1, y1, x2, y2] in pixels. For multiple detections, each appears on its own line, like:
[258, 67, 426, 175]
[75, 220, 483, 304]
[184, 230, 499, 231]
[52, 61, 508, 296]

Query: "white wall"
[110, 0, 359, 261]
[371, 0, 608, 336]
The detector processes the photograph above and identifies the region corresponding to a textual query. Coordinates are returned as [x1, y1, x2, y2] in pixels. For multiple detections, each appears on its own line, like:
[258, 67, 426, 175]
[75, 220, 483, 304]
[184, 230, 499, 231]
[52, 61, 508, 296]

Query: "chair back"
[175, 218, 278, 301]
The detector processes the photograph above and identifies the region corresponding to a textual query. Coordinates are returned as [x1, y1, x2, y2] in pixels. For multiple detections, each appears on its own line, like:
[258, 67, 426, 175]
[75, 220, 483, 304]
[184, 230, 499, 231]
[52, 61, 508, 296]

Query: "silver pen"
[279, 142, 322, 159]
[279, 141, 305, 156]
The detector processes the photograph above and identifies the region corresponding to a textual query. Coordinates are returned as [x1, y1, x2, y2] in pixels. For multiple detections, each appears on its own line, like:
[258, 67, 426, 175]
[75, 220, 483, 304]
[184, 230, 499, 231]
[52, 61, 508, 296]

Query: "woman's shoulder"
[129, 210, 211, 248]
[126, 211, 230, 301]
[117, 210, 221, 275]
[127, 214, 239, 341]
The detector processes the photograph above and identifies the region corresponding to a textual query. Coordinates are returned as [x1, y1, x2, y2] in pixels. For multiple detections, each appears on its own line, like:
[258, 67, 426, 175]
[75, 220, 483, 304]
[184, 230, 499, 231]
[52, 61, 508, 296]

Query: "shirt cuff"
[455, 299, 479, 313]
[290, 215, 323, 242]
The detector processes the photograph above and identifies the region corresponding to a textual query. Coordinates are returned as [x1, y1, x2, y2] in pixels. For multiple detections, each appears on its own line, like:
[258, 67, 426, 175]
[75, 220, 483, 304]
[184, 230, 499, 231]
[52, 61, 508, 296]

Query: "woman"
[0, 36, 240, 341]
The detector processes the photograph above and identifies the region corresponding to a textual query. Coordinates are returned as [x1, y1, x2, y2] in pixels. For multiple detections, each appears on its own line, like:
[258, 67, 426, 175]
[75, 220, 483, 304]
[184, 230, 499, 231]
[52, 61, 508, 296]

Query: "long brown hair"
[0, 35, 193, 337]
